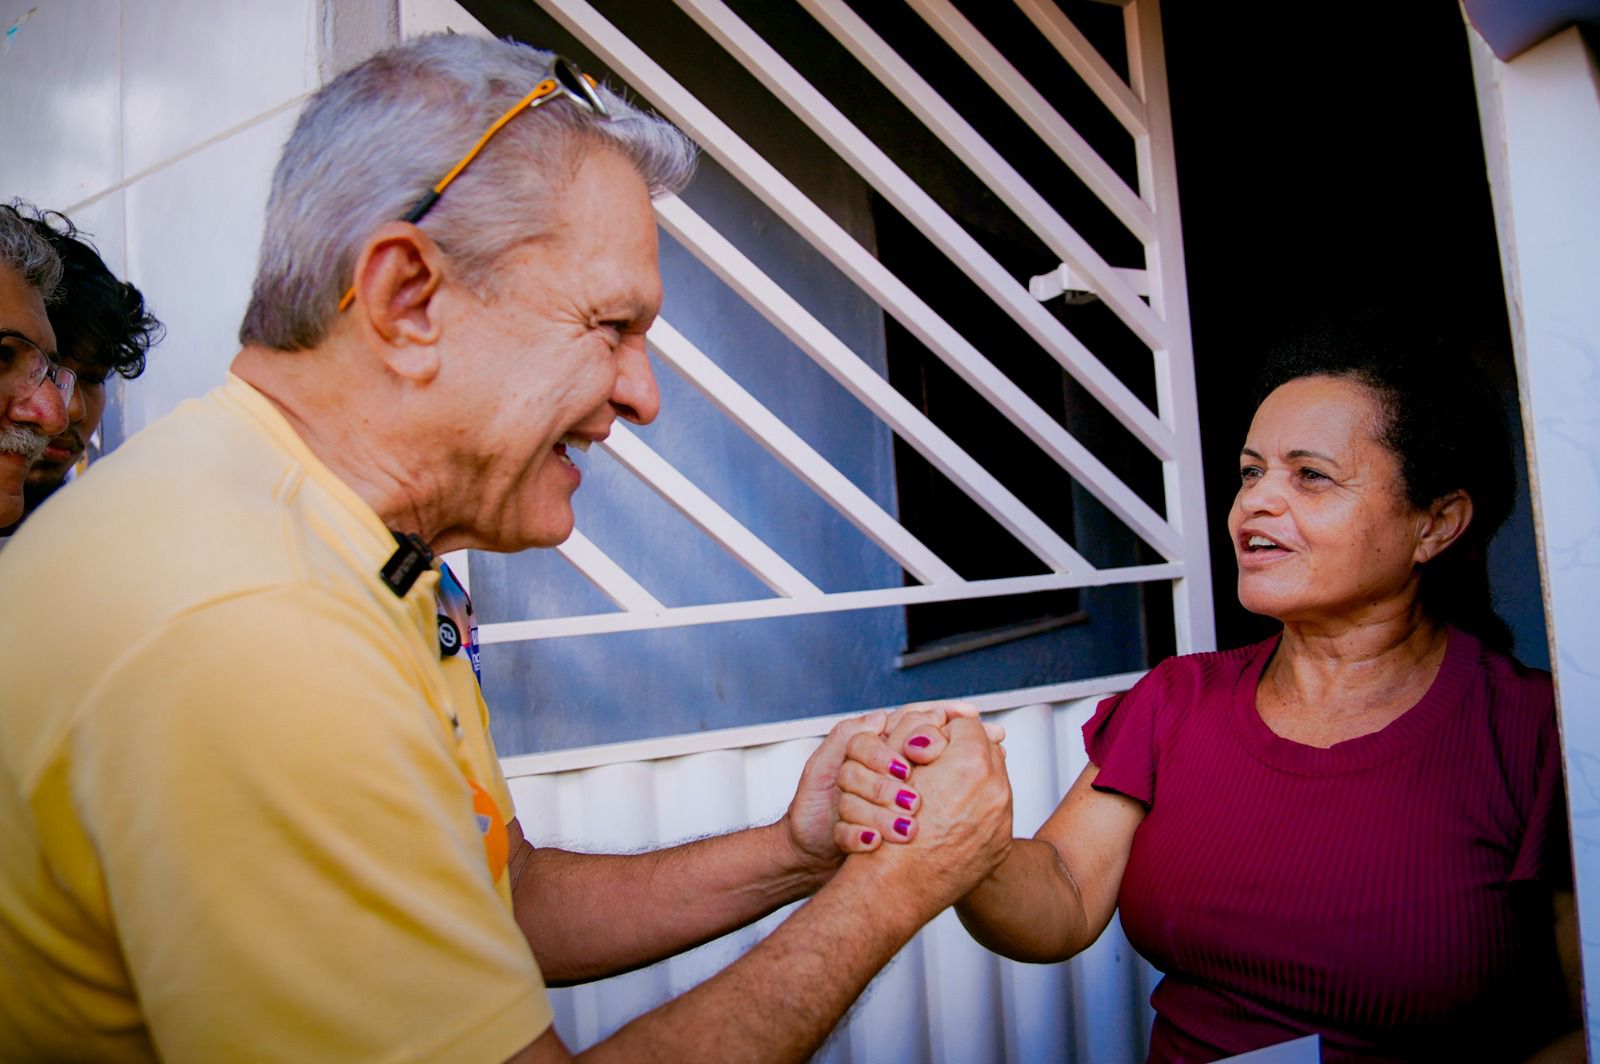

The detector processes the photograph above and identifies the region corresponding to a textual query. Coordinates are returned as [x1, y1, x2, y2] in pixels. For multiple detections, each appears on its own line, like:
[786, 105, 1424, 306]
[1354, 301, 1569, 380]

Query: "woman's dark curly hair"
[13, 203, 163, 379]
[1256, 316, 1517, 653]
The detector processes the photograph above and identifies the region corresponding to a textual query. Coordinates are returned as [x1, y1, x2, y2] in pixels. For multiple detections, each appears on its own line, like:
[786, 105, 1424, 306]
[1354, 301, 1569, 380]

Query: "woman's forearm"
[956, 763, 1143, 962]
[955, 837, 1099, 962]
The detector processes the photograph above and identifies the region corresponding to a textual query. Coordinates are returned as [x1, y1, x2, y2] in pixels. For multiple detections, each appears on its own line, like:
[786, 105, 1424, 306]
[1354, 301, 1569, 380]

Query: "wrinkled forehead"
[0, 262, 56, 354]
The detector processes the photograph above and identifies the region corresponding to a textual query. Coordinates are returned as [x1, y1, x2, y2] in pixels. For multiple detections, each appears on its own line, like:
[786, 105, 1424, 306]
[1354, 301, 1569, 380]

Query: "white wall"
[1468, 23, 1600, 1056]
[0, 0, 319, 441]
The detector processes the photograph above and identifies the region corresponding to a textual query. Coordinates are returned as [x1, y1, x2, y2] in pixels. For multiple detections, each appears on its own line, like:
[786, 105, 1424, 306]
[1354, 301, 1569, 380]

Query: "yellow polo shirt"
[0, 375, 552, 1062]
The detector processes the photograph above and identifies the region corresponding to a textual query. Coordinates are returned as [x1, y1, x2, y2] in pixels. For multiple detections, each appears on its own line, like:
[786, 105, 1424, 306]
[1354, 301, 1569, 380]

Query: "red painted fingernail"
[894, 817, 912, 836]
[896, 789, 916, 810]
[860, 830, 877, 845]
[890, 759, 909, 780]
[908, 736, 932, 749]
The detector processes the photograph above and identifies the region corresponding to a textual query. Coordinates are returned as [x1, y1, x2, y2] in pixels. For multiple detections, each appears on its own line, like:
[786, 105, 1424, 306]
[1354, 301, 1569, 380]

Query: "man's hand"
[514, 705, 998, 983]
[778, 711, 889, 876]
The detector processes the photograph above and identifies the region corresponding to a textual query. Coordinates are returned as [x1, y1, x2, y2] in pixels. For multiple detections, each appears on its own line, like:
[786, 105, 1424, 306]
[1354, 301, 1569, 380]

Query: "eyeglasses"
[0, 329, 76, 407]
[338, 56, 609, 312]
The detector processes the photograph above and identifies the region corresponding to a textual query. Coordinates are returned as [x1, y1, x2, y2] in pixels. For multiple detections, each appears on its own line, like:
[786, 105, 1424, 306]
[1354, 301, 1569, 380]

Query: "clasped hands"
[782, 702, 1014, 917]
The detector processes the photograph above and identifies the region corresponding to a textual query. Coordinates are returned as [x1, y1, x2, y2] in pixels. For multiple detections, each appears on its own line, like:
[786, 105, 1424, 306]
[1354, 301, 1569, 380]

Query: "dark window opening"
[872, 195, 1087, 663]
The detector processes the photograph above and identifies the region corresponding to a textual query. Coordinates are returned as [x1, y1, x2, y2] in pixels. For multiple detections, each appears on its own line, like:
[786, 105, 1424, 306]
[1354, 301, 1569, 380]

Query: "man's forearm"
[576, 855, 930, 1063]
[510, 717, 1014, 1063]
[569, 718, 1013, 1062]
[511, 820, 835, 984]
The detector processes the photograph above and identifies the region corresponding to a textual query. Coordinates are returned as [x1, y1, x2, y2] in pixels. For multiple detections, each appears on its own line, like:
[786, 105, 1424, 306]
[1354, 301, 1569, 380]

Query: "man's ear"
[1414, 489, 1474, 565]
[348, 222, 448, 382]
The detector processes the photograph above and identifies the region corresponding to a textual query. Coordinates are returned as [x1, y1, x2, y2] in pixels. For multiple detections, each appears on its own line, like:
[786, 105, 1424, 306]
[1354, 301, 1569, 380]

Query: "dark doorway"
[1158, 2, 1547, 663]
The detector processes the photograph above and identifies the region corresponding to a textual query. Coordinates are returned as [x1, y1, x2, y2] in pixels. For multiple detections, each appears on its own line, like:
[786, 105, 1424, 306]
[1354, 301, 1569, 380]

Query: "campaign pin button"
[438, 615, 462, 656]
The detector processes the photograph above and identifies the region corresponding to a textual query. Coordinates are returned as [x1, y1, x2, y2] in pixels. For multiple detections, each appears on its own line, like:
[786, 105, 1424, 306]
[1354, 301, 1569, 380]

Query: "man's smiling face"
[439, 145, 664, 553]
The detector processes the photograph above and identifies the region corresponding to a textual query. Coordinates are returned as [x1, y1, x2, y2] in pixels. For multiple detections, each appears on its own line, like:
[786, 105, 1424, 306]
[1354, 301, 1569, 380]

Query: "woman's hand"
[832, 700, 1005, 853]
[852, 716, 1016, 913]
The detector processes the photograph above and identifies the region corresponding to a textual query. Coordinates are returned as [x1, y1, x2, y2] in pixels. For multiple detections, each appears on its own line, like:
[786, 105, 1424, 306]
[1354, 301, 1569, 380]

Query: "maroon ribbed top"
[1085, 629, 1569, 1062]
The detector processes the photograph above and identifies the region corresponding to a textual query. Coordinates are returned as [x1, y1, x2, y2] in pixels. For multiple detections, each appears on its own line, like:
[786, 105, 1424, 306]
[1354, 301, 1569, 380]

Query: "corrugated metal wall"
[506, 694, 1159, 1063]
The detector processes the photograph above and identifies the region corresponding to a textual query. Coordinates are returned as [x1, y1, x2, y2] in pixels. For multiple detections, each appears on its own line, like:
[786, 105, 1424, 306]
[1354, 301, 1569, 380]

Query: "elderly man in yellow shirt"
[0, 34, 1011, 1064]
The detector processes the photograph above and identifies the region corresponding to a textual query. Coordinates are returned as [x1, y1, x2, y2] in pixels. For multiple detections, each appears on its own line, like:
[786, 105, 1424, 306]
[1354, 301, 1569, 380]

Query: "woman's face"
[1228, 375, 1433, 626]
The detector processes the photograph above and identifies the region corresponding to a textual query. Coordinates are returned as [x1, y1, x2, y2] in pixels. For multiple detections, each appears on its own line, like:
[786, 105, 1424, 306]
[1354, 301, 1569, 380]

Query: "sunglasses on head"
[338, 56, 609, 313]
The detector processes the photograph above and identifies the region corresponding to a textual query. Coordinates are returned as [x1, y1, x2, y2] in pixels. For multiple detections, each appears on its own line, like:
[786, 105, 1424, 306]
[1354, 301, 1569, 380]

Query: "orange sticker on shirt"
[468, 779, 509, 883]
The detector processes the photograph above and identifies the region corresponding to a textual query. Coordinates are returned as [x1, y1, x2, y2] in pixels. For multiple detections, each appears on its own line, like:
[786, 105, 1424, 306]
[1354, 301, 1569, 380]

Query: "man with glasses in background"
[0, 202, 71, 529]
[0, 205, 163, 540]
[0, 35, 1011, 1063]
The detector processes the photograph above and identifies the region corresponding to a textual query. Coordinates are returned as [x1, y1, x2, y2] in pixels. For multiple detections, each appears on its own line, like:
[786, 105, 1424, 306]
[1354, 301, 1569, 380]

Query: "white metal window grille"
[472, 0, 1215, 676]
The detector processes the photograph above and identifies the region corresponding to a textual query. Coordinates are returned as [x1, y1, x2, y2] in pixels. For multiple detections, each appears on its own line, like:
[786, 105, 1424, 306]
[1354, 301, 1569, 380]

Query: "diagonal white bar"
[795, 0, 1169, 352]
[601, 424, 824, 600]
[1014, 0, 1148, 138]
[648, 318, 963, 587]
[904, 0, 1155, 243]
[655, 196, 1092, 575]
[554, 529, 664, 612]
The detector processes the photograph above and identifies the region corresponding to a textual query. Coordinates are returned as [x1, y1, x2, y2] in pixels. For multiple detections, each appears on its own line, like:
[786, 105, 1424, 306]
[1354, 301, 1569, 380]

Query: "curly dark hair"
[13, 203, 162, 379]
[1256, 315, 1517, 653]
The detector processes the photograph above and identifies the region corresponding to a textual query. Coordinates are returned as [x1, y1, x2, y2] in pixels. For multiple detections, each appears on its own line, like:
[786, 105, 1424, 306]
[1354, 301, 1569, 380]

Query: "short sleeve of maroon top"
[1082, 628, 1570, 1063]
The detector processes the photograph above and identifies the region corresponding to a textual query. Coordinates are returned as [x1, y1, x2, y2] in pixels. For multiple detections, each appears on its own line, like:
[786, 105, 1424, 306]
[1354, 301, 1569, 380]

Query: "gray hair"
[239, 34, 697, 351]
[0, 201, 63, 302]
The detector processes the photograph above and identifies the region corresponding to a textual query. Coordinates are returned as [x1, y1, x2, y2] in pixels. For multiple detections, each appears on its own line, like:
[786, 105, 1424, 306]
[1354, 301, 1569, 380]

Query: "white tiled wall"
[119, 0, 316, 177]
[0, 0, 123, 206]
[122, 106, 299, 425]
[0, 0, 503, 435]
[0, 0, 319, 439]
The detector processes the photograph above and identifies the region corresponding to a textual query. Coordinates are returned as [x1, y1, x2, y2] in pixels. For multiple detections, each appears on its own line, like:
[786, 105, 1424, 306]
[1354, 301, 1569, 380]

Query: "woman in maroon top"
[844, 334, 1581, 1061]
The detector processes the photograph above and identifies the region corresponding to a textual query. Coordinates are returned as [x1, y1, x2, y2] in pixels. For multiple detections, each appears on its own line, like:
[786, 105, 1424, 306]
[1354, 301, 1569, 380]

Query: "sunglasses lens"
[553, 57, 607, 117]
